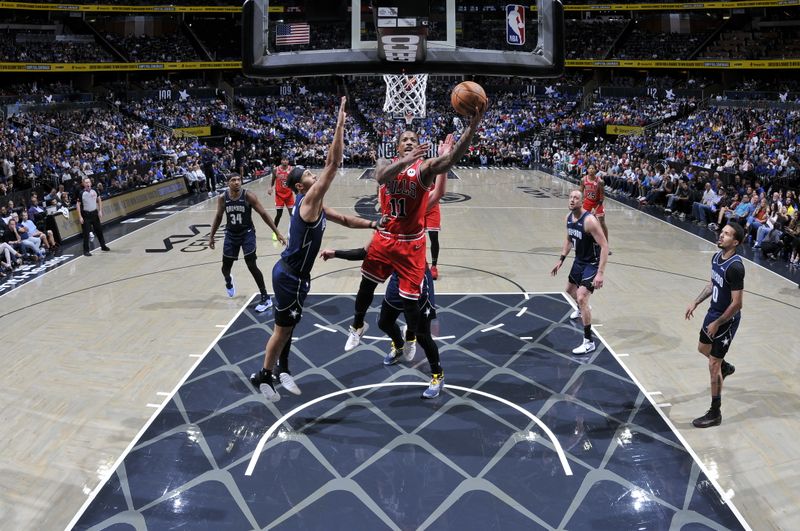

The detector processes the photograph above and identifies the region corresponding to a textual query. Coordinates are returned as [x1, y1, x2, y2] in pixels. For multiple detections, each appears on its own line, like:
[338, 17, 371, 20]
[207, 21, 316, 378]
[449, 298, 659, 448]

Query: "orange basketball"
[450, 81, 487, 116]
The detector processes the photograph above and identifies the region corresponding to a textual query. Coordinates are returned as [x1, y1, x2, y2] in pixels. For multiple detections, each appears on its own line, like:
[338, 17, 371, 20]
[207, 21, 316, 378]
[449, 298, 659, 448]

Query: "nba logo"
[506, 5, 525, 46]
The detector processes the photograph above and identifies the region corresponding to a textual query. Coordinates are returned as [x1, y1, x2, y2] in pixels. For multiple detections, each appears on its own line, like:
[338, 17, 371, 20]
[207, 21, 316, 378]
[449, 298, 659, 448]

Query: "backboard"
[242, 0, 563, 78]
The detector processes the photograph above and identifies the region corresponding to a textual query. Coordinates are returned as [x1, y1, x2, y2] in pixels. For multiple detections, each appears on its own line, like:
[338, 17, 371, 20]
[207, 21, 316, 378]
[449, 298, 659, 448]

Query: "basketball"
[450, 81, 487, 116]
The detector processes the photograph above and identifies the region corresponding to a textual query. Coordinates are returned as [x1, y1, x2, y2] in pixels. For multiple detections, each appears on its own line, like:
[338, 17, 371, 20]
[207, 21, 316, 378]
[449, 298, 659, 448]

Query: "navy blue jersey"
[567, 211, 600, 265]
[224, 190, 253, 236]
[385, 267, 435, 311]
[281, 194, 326, 277]
[709, 251, 745, 315]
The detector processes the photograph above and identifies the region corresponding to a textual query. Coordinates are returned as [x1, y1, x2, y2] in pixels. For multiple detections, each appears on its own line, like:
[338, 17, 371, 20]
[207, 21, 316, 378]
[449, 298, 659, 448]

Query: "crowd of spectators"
[123, 97, 227, 128]
[103, 32, 200, 62]
[565, 19, 628, 60]
[0, 32, 113, 63]
[2, 74, 800, 278]
[613, 27, 711, 60]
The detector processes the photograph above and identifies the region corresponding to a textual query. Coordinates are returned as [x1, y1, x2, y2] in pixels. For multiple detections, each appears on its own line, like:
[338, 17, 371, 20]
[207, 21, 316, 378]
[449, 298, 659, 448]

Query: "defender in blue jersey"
[320, 242, 444, 398]
[685, 222, 745, 428]
[250, 97, 382, 402]
[209, 173, 286, 312]
[551, 190, 609, 355]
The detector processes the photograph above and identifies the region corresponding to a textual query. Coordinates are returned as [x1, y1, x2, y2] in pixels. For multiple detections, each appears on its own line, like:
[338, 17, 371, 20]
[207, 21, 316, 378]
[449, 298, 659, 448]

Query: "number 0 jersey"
[709, 251, 745, 315]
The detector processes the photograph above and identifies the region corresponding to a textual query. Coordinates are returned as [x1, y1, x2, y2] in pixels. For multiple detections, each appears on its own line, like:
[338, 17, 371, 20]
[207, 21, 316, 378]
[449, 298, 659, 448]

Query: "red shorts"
[583, 200, 604, 217]
[275, 192, 295, 208]
[425, 208, 441, 232]
[361, 231, 427, 299]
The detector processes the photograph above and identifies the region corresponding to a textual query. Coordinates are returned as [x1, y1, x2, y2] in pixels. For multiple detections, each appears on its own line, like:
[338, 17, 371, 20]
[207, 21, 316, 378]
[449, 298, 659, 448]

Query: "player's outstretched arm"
[320, 247, 369, 262]
[421, 105, 486, 185]
[301, 97, 347, 221]
[324, 207, 387, 230]
[247, 190, 286, 245]
[585, 215, 609, 288]
[208, 194, 225, 250]
[427, 134, 453, 209]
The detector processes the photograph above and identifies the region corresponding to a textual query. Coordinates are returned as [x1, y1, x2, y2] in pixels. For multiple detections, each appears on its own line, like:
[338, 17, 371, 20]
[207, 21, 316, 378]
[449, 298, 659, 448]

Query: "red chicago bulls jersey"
[582, 175, 602, 203]
[274, 165, 293, 198]
[381, 158, 431, 237]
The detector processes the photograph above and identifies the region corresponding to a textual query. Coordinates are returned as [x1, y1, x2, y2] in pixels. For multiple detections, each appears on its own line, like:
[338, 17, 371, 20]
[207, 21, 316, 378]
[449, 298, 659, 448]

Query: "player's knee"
[358, 277, 379, 294]
[576, 292, 590, 307]
[244, 253, 258, 267]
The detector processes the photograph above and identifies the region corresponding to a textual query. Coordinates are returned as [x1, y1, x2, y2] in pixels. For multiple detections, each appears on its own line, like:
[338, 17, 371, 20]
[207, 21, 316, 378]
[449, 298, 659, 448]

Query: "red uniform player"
[269, 157, 296, 239]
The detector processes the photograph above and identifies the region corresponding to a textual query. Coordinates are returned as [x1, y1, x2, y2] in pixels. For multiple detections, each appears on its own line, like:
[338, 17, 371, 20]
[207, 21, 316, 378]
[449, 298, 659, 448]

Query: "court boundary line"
[244, 382, 573, 477]
[561, 292, 752, 531]
[63, 294, 258, 531]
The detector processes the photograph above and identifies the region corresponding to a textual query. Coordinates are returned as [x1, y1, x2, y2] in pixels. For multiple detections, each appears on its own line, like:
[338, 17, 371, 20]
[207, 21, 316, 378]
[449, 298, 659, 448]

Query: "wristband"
[559, 255, 566, 262]
[370, 220, 377, 229]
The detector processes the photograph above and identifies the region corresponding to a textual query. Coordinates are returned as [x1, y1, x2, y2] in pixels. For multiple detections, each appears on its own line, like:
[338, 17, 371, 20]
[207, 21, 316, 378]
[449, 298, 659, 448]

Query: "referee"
[76, 177, 110, 257]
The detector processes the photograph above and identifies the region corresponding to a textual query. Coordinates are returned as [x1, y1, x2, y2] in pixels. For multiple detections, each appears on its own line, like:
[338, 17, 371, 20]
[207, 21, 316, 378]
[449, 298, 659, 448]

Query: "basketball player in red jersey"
[425, 133, 453, 280]
[580, 164, 609, 249]
[344, 108, 486, 355]
[268, 157, 296, 240]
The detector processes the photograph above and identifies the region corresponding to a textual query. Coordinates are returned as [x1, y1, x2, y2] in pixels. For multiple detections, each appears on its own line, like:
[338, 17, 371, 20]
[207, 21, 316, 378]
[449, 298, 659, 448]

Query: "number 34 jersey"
[224, 190, 254, 235]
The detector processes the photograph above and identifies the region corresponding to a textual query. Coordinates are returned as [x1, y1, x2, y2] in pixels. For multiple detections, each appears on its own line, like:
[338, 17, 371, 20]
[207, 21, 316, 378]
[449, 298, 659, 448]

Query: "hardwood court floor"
[1, 169, 797, 530]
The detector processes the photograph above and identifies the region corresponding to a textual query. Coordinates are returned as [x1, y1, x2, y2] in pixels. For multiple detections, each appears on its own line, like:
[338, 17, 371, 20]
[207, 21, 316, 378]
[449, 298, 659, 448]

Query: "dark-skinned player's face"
[397, 131, 419, 154]
[228, 175, 242, 192]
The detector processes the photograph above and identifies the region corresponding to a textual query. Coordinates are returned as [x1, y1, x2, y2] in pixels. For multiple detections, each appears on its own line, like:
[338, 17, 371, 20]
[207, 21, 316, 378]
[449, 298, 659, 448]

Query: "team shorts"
[361, 232, 427, 299]
[223, 229, 256, 259]
[425, 207, 441, 232]
[583, 200, 605, 217]
[275, 193, 295, 209]
[271, 260, 310, 327]
[699, 311, 740, 358]
[568, 261, 598, 293]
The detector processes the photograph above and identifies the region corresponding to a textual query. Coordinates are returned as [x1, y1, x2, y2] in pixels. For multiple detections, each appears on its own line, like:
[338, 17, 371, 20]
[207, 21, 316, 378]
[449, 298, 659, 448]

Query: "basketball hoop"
[383, 73, 428, 119]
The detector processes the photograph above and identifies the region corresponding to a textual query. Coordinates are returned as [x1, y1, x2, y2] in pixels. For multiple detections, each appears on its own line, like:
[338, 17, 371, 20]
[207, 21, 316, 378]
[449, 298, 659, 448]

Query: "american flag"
[276, 23, 310, 46]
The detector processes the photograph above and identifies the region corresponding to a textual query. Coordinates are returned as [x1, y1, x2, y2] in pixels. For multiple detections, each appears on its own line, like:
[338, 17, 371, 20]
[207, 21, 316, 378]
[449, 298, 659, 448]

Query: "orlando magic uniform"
[383, 267, 436, 328]
[700, 251, 745, 357]
[567, 211, 601, 292]
[271, 193, 326, 326]
[223, 190, 256, 259]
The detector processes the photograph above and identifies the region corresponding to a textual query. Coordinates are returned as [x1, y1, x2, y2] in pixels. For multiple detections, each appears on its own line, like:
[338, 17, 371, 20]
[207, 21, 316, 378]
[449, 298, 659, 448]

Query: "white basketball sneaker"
[572, 338, 596, 355]
[345, 323, 368, 352]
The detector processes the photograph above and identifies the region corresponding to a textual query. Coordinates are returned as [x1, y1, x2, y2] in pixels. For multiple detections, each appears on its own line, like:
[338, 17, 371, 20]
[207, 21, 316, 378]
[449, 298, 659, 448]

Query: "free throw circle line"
[245, 382, 573, 476]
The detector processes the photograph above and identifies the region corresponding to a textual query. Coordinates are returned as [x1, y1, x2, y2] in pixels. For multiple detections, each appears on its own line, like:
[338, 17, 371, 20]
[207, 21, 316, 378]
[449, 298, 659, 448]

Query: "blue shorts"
[568, 261, 598, 293]
[384, 270, 436, 321]
[223, 229, 256, 260]
[271, 260, 310, 327]
[700, 311, 740, 358]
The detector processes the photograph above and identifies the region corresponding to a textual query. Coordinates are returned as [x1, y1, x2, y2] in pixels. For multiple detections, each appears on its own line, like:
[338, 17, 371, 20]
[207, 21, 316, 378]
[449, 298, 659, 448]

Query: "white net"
[382, 73, 428, 119]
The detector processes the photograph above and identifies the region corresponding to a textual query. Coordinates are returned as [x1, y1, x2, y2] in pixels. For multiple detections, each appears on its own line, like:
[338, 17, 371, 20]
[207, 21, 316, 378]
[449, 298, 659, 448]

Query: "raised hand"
[438, 133, 454, 157]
